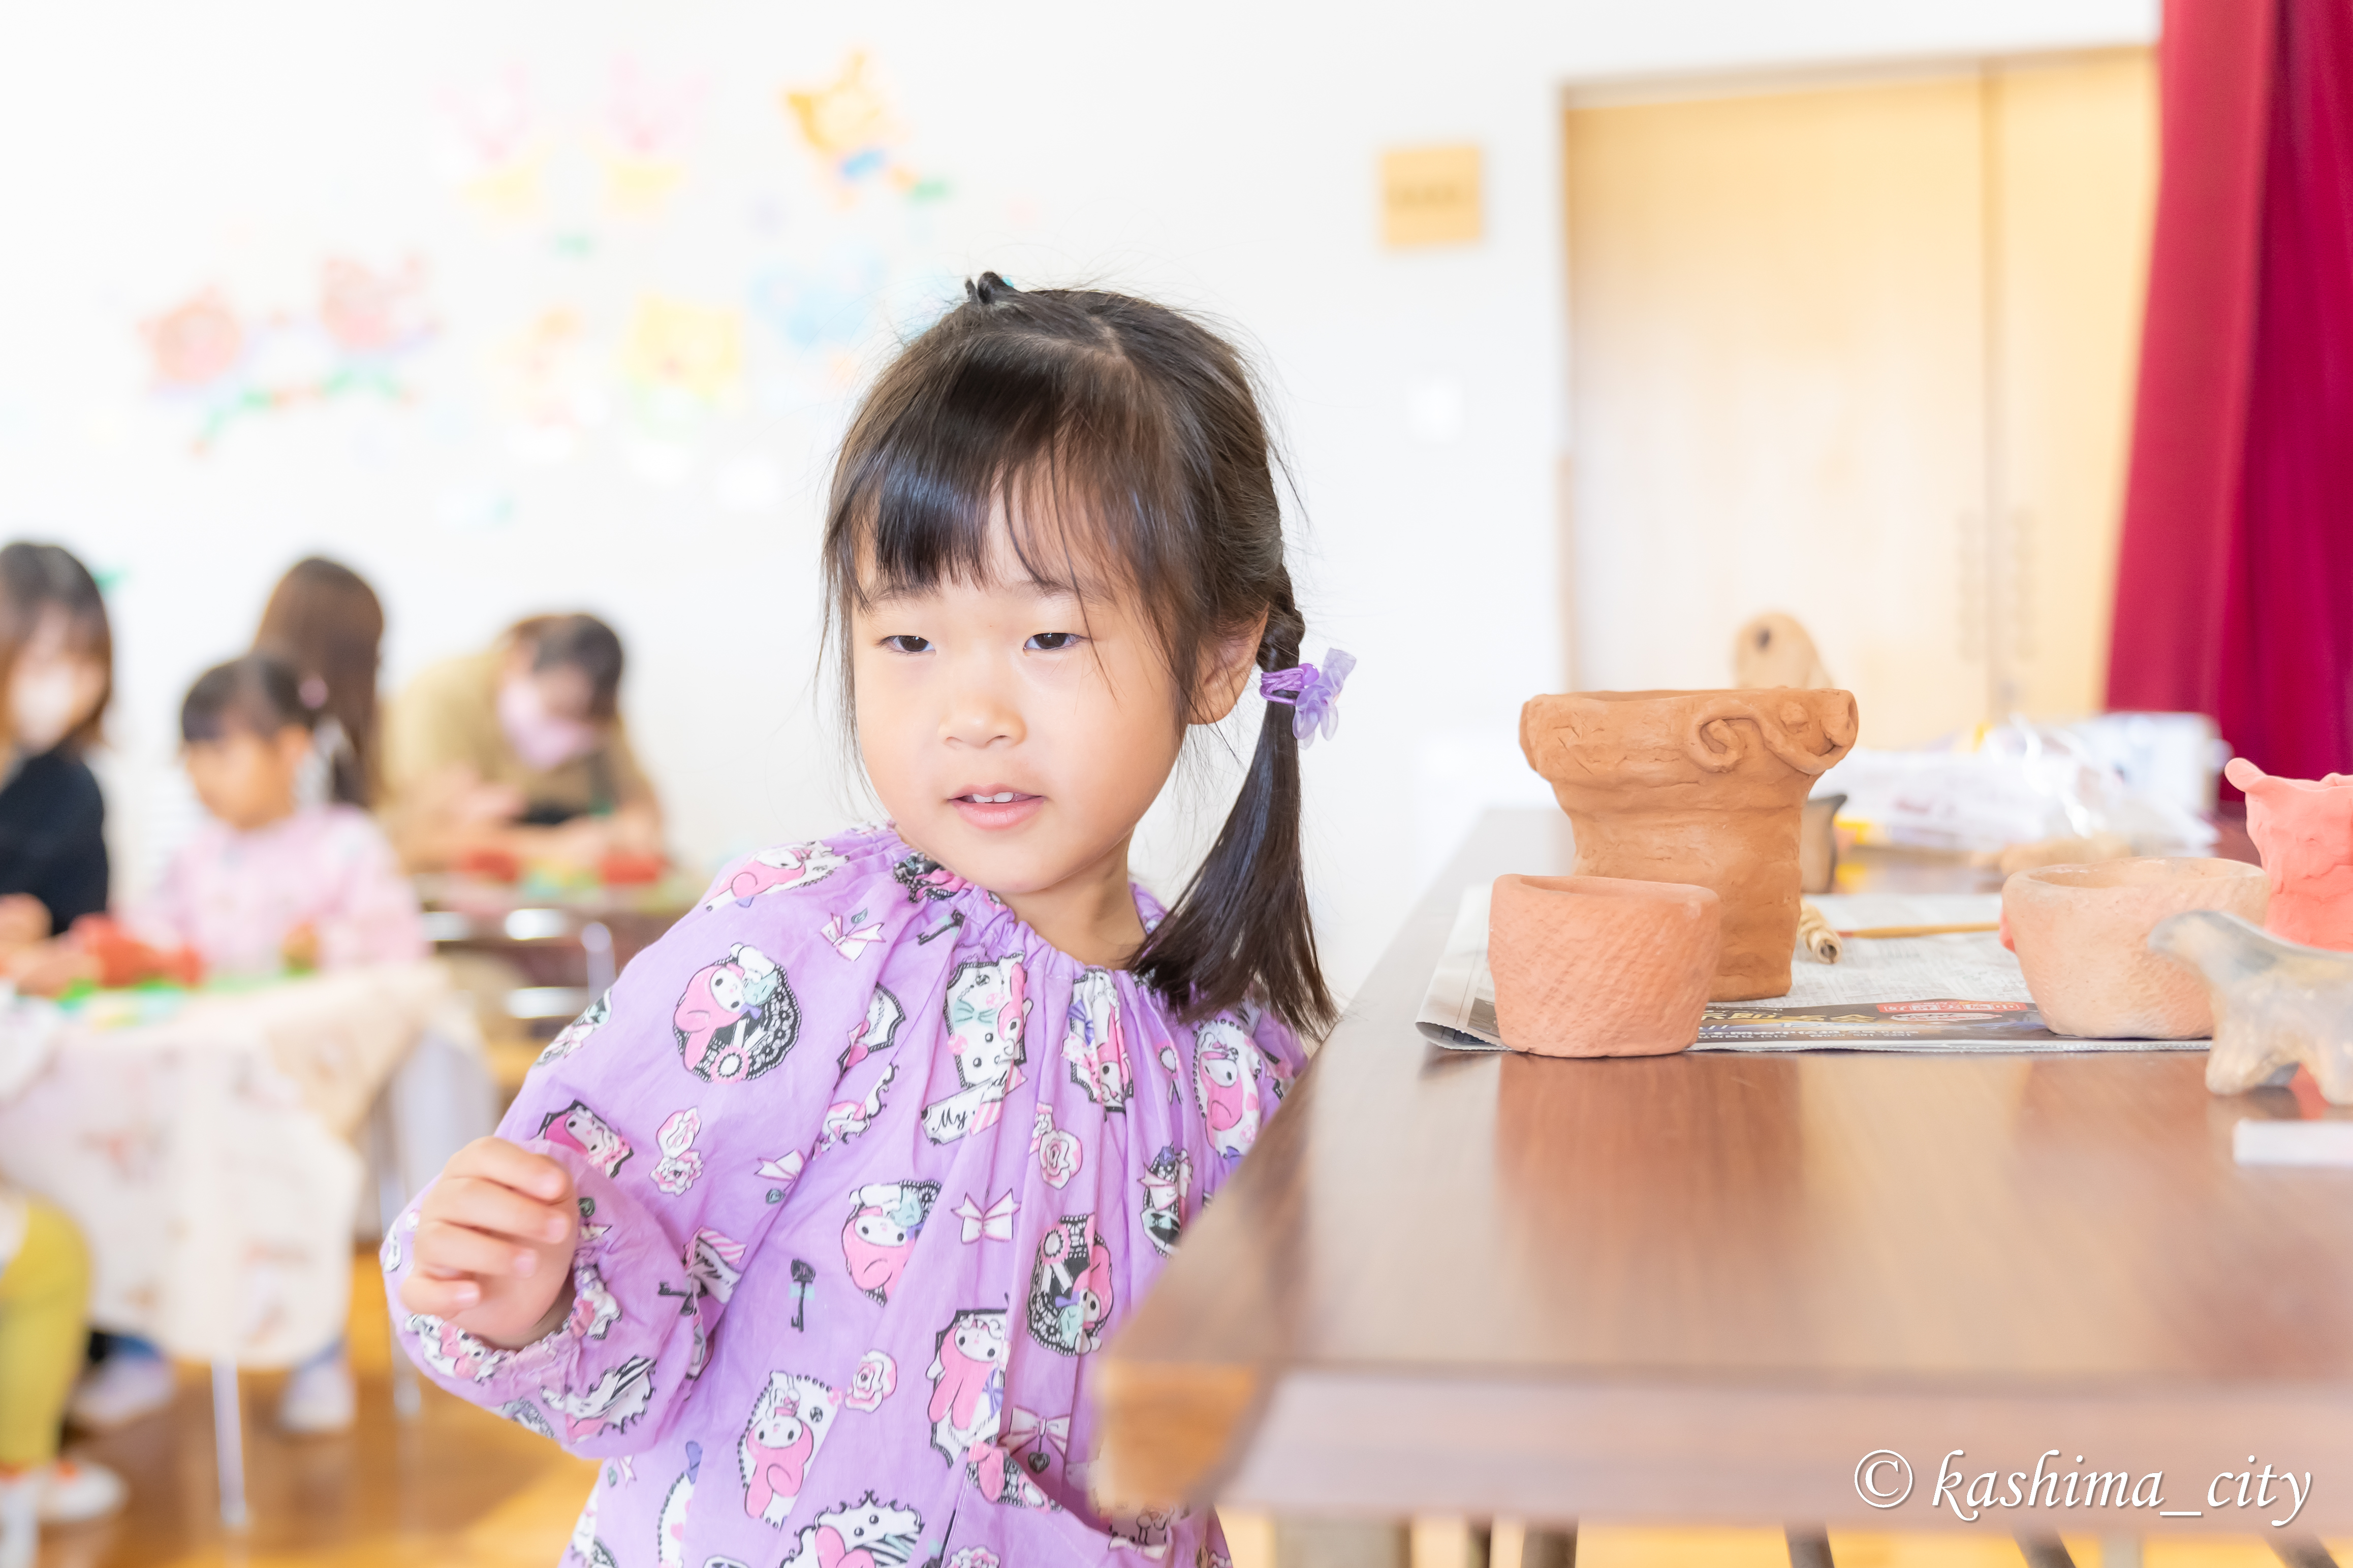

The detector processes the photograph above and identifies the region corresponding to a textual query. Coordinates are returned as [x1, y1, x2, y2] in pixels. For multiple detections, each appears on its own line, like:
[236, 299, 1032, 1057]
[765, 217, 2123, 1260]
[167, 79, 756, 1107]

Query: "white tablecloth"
[0, 963, 474, 1366]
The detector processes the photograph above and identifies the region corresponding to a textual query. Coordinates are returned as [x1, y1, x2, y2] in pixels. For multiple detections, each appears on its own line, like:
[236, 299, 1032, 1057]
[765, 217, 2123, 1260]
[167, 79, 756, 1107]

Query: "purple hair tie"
[1260, 648, 1355, 746]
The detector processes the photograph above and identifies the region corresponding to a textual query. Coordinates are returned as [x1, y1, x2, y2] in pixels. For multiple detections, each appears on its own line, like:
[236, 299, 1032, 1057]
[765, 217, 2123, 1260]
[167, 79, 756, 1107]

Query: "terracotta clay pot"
[2001, 857, 2269, 1038]
[1488, 875, 1722, 1057]
[1518, 688, 1860, 1002]
[2226, 757, 2353, 950]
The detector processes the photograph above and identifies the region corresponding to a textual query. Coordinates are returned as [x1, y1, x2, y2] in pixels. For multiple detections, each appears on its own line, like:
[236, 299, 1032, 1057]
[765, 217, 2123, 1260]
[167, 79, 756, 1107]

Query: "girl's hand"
[6, 938, 99, 997]
[400, 1137, 579, 1348]
[0, 894, 50, 948]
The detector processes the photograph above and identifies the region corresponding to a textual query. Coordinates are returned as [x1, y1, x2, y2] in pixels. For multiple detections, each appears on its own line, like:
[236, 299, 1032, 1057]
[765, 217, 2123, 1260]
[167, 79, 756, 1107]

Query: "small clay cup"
[1488, 874, 1722, 1057]
[2001, 857, 2270, 1038]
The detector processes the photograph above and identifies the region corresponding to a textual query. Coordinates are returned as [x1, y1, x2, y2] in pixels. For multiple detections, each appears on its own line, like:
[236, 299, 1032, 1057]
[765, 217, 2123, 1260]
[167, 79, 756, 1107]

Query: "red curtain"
[2108, 0, 2353, 780]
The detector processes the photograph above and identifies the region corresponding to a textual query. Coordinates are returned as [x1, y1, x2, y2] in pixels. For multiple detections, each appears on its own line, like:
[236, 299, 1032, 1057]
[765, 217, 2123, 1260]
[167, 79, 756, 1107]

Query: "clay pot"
[2226, 757, 2353, 950]
[2001, 857, 2269, 1038]
[1518, 688, 1860, 1002]
[1488, 875, 1721, 1057]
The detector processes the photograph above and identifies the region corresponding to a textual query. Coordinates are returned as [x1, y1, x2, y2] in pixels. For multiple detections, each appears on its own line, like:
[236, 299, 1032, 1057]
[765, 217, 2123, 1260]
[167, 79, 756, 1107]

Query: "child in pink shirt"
[75, 653, 427, 1436]
[131, 653, 424, 977]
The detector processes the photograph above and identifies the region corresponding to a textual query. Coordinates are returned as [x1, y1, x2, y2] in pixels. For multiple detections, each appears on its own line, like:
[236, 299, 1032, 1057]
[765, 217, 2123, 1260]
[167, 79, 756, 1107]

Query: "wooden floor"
[36, 1253, 595, 1568]
[28, 1253, 2331, 1567]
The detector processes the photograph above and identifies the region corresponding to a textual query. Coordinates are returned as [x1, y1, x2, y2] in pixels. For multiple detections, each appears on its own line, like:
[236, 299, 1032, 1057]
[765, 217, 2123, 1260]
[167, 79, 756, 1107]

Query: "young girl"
[130, 652, 424, 979]
[389, 275, 1343, 1568]
[68, 653, 425, 1434]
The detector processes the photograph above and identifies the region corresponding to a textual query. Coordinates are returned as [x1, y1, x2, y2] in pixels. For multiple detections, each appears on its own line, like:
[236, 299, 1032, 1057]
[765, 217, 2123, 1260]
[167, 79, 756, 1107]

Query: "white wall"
[0, 0, 2156, 1002]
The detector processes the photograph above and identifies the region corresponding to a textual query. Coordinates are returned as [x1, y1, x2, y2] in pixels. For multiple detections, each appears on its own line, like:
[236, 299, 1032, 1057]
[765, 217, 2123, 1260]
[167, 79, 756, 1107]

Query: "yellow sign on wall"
[1382, 145, 1483, 247]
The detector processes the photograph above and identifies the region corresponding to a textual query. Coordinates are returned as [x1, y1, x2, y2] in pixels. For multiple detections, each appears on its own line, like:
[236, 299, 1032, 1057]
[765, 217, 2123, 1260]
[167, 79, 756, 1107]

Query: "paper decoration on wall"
[782, 53, 948, 203]
[442, 70, 548, 220]
[142, 257, 437, 451]
[489, 307, 605, 462]
[748, 245, 886, 354]
[599, 60, 707, 218]
[621, 294, 745, 421]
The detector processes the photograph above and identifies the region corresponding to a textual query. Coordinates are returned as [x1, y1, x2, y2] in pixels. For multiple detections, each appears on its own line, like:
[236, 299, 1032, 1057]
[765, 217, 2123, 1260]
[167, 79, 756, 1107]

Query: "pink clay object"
[2224, 756, 2353, 951]
[1488, 874, 1722, 1058]
[2001, 857, 2269, 1039]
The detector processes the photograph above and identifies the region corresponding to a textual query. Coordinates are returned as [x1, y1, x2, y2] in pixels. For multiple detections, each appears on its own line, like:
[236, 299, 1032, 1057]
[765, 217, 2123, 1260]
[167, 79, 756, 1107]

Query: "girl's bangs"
[841, 350, 1165, 609]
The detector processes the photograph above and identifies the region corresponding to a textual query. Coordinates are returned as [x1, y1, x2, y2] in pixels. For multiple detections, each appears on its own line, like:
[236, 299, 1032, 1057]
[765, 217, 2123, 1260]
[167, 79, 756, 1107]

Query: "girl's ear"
[1188, 611, 1270, 725]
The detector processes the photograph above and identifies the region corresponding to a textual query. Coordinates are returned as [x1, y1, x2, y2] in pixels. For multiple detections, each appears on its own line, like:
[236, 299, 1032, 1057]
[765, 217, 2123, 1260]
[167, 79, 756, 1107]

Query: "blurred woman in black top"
[0, 543, 112, 945]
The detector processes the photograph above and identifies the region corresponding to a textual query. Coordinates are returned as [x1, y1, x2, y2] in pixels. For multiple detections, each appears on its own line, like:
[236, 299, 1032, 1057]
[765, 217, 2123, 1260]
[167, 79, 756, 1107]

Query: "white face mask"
[10, 662, 94, 754]
[497, 674, 599, 772]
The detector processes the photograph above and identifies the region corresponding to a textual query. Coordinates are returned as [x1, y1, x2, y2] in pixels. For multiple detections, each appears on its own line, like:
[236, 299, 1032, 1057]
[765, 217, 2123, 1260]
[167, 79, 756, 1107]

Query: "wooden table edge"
[1165, 1363, 2353, 1534]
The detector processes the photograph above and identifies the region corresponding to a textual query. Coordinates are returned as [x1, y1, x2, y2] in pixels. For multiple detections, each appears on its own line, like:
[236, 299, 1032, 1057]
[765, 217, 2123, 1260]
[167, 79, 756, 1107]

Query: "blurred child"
[254, 556, 385, 809]
[131, 652, 424, 978]
[67, 653, 426, 1434]
[0, 1196, 126, 1567]
[0, 544, 112, 962]
[0, 1012, 123, 1567]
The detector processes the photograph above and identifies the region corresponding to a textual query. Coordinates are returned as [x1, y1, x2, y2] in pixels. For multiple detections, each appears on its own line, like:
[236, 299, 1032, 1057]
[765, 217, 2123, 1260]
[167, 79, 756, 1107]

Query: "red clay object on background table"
[1518, 687, 1857, 1002]
[2226, 756, 2353, 950]
[1489, 874, 1721, 1057]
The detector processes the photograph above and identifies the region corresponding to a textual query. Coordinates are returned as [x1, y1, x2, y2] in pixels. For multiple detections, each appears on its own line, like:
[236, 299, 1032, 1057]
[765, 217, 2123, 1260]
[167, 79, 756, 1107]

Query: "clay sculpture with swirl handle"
[1518, 687, 1859, 1002]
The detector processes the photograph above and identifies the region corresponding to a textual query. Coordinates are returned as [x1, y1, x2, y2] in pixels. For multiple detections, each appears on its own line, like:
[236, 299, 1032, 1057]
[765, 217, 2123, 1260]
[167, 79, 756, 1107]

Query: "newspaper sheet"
[1417, 885, 2201, 1053]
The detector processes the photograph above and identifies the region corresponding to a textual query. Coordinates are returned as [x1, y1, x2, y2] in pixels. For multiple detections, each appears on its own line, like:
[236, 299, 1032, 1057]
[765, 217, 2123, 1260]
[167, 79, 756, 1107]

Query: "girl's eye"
[1025, 631, 1078, 651]
[882, 634, 932, 654]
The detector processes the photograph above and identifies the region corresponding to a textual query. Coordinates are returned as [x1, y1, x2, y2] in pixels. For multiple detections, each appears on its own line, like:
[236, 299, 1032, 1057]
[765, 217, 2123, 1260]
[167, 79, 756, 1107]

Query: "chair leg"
[2276, 1540, 2340, 1568]
[210, 1358, 248, 1529]
[1521, 1525, 1576, 1568]
[2017, 1538, 2075, 1568]
[1786, 1528, 1834, 1568]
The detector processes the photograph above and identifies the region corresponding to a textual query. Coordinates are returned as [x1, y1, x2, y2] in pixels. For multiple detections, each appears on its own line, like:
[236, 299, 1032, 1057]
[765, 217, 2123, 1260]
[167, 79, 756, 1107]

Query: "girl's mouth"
[951, 790, 1042, 830]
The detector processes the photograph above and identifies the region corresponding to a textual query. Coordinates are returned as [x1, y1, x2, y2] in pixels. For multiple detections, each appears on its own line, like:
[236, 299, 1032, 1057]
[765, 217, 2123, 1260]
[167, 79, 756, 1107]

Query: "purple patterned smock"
[384, 824, 1304, 1568]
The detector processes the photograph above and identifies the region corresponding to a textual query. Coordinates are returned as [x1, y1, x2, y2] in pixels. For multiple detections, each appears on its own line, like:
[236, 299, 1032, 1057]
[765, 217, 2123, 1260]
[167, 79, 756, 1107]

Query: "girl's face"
[184, 723, 310, 831]
[851, 516, 1254, 910]
[9, 609, 106, 754]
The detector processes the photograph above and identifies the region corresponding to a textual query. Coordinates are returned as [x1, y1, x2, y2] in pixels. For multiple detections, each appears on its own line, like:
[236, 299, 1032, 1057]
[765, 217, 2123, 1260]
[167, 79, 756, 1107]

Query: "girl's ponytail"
[1134, 593, 1335, 1037]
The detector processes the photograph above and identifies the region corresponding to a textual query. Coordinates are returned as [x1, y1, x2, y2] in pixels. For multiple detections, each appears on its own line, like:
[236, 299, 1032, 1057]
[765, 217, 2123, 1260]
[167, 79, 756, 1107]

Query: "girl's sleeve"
[315, 817, 428, 968]
[381, 862, 871, 1457]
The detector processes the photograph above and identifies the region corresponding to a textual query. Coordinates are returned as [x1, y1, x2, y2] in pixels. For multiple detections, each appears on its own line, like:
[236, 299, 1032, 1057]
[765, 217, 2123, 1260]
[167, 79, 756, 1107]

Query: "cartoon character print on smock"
[780, 1493, 926, 1568]
[1193, 1017, 1264, 1164]
[1061, 968, 1132, 1112]
[383, 825, 1305, 1568]
[920, 954, 1029, 1143]
[709, 840, 849, 910]
[1140, 1146, 1193, 1257]
[543, 1101, 633, 1177]
[674, 942, 799, 1082]
[924, 1307, 1007, 1464]
[841, 1181, 939, 1304]
[1025, 1215, 1114, 1356]
[739, 1371, 842, 1525]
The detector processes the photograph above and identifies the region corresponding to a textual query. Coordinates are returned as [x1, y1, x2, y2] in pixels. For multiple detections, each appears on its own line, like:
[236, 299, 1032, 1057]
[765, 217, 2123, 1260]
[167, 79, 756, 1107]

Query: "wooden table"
[1095, 809, 2353, 1542]
[415, 871, 698, 1043]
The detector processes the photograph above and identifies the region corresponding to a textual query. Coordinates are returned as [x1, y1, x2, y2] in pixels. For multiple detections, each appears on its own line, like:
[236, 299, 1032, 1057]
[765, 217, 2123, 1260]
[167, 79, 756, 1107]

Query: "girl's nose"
[940, 669, 1025, 749]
